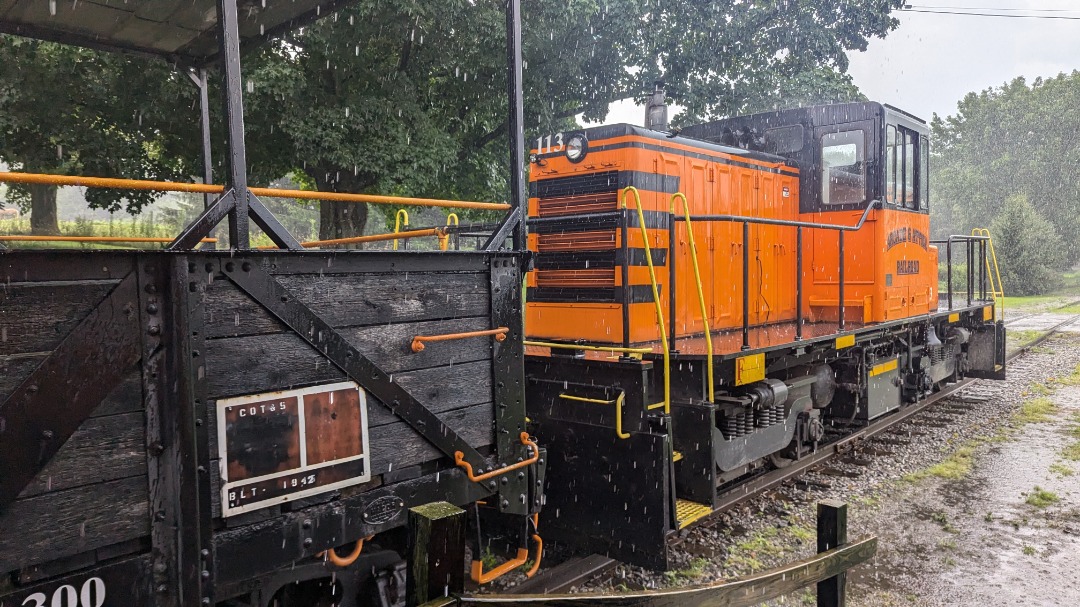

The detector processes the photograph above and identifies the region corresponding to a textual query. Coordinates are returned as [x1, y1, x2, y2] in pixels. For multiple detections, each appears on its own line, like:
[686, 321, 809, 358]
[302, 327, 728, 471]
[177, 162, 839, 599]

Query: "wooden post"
[817, 500, 849, 607]
[407, 502, 466, 607]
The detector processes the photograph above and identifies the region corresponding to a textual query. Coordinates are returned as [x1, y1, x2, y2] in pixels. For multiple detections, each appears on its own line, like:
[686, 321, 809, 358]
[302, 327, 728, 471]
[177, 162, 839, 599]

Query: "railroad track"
[509, 313, 1080, 595]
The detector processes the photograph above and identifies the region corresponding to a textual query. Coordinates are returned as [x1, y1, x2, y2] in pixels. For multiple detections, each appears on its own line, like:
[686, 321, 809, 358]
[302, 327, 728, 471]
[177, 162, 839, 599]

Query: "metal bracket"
[220, 260, 488, 466]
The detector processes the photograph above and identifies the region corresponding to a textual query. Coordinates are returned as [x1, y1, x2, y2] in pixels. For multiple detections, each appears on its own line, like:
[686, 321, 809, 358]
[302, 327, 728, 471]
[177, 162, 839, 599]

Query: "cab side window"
[886, 125, 897, 204]
[902, 130, 915, 209]
[920, 135, 929, 210]
[821, 130, 866, 205]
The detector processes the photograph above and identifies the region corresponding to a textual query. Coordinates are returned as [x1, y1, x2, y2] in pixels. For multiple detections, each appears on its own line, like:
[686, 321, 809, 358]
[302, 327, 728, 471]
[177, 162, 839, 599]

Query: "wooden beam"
[407, 502, 465, 607]
[449, 535, 876, 607]
[817, 499, 849, 607]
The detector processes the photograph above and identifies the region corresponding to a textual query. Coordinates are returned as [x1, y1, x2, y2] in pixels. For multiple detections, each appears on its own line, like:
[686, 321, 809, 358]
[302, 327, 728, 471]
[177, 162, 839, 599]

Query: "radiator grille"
[531, 172, 620, 291]
[537, 192, 619, 217]
[535, 269, 616, 288]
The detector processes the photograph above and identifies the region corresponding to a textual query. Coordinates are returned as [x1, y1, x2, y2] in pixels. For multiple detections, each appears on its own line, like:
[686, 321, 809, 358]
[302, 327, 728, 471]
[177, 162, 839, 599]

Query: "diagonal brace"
[221, 261, 488, 467]
[0, 273, 143, 509]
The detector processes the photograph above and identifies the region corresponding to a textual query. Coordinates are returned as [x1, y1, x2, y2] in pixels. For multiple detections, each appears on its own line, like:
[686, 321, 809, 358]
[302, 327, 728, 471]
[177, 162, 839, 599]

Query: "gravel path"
[574, 333, 1080, 606]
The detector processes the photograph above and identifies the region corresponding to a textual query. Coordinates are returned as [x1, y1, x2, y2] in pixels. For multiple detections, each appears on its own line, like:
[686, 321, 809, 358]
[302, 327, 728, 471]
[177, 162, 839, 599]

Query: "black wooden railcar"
[0, 249, 539, 606]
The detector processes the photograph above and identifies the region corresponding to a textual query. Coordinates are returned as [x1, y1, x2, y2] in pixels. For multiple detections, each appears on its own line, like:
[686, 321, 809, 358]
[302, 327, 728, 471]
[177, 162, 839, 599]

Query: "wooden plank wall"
[0, 278, 149, 574]
[203, 269, 498, 518]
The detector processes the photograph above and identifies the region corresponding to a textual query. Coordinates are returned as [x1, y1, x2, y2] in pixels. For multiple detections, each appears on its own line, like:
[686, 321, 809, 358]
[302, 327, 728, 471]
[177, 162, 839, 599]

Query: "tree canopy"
[0, 36, 200, 233]
[931, 72, 1080, 294]
[1, 0, 905, 238]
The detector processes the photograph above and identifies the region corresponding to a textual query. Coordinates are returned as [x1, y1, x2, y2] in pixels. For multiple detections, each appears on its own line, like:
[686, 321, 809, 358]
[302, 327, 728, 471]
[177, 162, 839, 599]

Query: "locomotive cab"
[684, 102, 939, 324]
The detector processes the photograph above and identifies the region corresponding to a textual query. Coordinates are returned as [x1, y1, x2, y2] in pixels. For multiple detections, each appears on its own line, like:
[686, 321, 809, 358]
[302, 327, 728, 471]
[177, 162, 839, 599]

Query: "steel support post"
[838, 231, 845, 331]
[621, 209, 631, 349]
[742, 221, 750, 350]
[946, 239, 953, 310]
[506, 0, 526, 250]
[217, 0, 250, 249]
[796, 226, 803, 341]
[669, 212, 677, 350]
[196, 69, 216, 249]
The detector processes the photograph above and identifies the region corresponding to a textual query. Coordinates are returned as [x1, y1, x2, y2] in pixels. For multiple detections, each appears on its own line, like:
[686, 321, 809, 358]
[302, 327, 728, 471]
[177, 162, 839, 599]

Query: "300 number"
[21, 577, 105, 607]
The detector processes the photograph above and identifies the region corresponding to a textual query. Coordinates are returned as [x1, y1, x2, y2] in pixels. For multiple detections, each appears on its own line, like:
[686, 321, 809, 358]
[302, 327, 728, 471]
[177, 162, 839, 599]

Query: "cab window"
[886, 125, 897, 204]
[821, 130, 866, 205]
[920, 135, 929, 210]
[902, 130, 915, 208]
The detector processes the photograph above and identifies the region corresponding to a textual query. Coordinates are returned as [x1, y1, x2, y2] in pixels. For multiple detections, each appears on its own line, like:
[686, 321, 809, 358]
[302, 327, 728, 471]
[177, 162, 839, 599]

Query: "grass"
[720, 524, 813, 576]
[904, 442, 980, 482]
[1055, 364, 1080, 387]
[1025, 486, 1061, 508]
[664, 557, 709, 583]
[1022, 545, 1037, 556]
[1014, 397, 1057, 425]
[1049, 462, 1075, 477]
[1063, 441, 1080, 461]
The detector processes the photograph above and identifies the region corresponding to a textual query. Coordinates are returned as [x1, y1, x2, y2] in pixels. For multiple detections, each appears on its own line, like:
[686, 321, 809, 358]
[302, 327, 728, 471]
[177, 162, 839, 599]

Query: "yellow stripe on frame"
[983, 306, 992, 321]
[948, 313, 960, 323]
[835, 334, 855, 350]
[869, 358, 899, 377]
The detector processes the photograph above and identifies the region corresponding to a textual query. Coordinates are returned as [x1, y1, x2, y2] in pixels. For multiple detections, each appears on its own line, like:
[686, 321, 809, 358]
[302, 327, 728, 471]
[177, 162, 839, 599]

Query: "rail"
[669, 193, 714, 401]
[931, 232, 1000, 317]
[393, 209, 410, 250]
[0, 235, 217, 245]
[559, 392, 629, 439]
[0, 171, 511, 211]
[688, 200, 880, 349]
[621, 186, 670, 414]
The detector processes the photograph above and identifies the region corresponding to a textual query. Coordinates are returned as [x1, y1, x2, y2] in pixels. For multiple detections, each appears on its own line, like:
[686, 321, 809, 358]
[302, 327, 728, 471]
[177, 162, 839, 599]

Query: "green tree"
[243, 0, 904, 239]
[3, 0, 904, 239]
[989, 195, 1066, 296]
[0, 37, 200, 234]
[931, 73, 1080, 266]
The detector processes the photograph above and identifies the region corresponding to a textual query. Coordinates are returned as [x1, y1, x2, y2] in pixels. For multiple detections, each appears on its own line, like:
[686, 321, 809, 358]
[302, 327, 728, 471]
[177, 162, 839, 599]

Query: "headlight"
[566, 134, 588, 163]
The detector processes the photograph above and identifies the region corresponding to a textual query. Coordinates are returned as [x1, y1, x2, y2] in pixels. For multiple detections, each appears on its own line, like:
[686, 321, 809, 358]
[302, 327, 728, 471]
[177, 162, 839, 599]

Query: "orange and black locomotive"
[522, 101, 1005, 568]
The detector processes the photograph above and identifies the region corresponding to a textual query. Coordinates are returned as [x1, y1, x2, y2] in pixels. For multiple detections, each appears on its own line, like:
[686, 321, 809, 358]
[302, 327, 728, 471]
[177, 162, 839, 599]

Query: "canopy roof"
[0, 0, 345, 63]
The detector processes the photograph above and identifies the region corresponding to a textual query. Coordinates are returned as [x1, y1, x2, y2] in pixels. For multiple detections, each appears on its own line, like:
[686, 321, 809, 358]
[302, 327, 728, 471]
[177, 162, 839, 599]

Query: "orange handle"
[471, 548, 529, 585]
[455, 432, 538, 483]
[470, 518, 543, 584]
[317, 536, 373, 567]
[411, 327, 509, 353]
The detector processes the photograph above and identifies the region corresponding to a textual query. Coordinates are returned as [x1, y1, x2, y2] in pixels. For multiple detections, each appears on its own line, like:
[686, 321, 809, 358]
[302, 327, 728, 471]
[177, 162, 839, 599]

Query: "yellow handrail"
[972, 228, 1004, 322]
[439, 213, 460, 251]
[559, 392, 630, 439]
[393, 209, 410, 251]
[621, 186, 670, 414]
[523, 340, 653, 359]
[670, 192, 714, 402]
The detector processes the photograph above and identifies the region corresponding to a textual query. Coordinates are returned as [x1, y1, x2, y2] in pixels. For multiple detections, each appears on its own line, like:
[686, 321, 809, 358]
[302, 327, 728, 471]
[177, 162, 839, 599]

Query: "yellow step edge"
[672, 451, 683, 462]
[675, 498, 713, 529]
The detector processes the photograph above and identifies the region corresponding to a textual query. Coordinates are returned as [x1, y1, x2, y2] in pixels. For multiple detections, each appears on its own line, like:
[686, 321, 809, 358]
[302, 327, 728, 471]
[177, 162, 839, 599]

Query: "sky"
[592, 1, 1080, 126]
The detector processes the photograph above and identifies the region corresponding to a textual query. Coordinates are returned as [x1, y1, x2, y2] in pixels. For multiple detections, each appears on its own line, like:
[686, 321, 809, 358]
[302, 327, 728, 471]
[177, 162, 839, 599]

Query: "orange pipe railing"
[0, 235, 217, 244]
[0, 172, 510, 211]
[411, 327, 509, 353]
[454, 432, 538, 483]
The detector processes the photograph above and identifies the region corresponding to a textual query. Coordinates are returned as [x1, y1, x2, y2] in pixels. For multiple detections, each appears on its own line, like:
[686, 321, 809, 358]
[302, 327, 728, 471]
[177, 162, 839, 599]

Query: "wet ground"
[838, 335, 1080, 606]
[865, 370, 1080, 605]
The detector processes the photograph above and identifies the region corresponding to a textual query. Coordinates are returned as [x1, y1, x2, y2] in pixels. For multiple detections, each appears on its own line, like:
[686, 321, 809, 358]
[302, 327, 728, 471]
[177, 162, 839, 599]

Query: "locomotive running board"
[424, 536, 876, 606]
